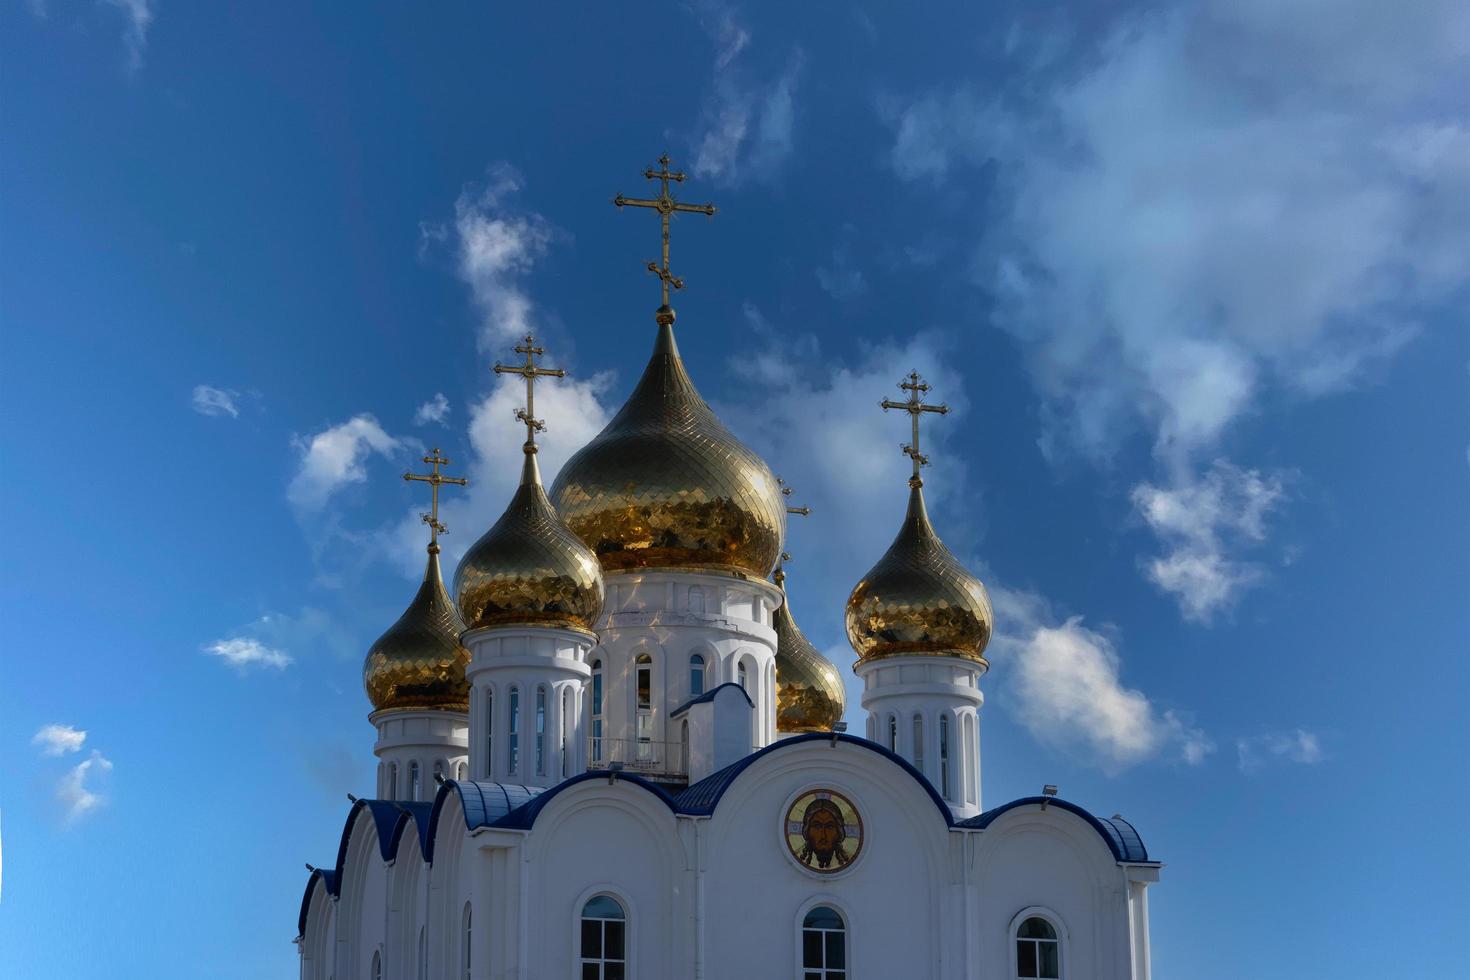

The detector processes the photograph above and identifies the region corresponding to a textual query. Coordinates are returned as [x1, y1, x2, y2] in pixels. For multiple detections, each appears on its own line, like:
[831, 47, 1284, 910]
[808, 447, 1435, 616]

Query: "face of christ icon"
[785, 790, 863, 873]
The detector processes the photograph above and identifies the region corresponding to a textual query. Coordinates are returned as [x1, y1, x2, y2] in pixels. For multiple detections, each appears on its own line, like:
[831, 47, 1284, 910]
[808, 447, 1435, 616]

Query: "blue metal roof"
[399, 801, 433, 862]
[669, 681, 753, 718]
[957, 796, 1154, 863]
[491, 770, 680, 830]
[455, 781, 548, 830]
[296, 866, 339, 938]
[673, 732, 955, 826]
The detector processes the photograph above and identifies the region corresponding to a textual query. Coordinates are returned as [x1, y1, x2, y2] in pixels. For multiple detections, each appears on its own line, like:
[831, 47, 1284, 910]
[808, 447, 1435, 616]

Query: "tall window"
[887, 714, 898, 752]
[801, 905, 846, 979]
[591, 660, 604, 763]
[457, 762, 467, 781]
[461, 902, 473, 980]
[485, 689, 494, 779]
[409, 761, 421, 802]
[388, 762, 398, 800]
[1016, 916, 1060, 979]
[417, 925, 426, 980]
[636, 654, 653, 762]
[562, 687, 572, 778]
[536, 685, 548, 776]
[580, 895, 626, 980]
[738, 661, 748, 691]
[433, 759, 444, 786]
[689, 654, 706, 697]
[371, 951, 381, 980]
[508, 687, 521, 775]
[939, 715, 951, 800]
[912, 715, 925, 773]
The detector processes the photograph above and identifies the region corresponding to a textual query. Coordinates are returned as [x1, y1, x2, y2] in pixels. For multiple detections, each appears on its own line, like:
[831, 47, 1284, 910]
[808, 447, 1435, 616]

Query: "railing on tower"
[586, 737, 689, 780]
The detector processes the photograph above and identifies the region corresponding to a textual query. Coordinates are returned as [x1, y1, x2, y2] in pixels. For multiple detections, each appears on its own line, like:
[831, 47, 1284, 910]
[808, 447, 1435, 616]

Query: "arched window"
[562, 686, 572, 779]
[912, 714, 925, 773]
[888, 714, 898, 752]
[461, 902, 473, 980]
[738, 661, 748, 691]
[370, 950, 381, 980]
[636, 653, 654, 761]
[939, 715, 952, 800]
[508, 686, 521, 774]
[591, 660, 604, 763]
[689, 654, 706, 697]
[1016, 915, 1060, 979]
[580, 895, 626, 979]
[433, 759, 445, 786]
[417, 925, 426, 980]
[388, 762, 399, 800]
[801, 905, 847, 979]
[688, 586, 705, 614]
[409, 761, 421, 802]
[536, 685, 548, 776]
[457, 761, 467, 781]
[485, 688, 495, 779]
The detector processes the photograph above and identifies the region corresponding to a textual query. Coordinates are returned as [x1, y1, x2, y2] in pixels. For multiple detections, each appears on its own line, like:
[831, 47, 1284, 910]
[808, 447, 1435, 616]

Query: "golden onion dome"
[773, 565, 846, 733]
[363, 549, 471, 712]
[454, 451, 604, 633]
[549, 314, 786, 577]
[845, 484, 993, 665]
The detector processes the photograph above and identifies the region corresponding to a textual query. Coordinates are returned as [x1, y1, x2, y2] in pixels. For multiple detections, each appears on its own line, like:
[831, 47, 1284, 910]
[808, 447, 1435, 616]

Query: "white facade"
[304, 569, 1160, 980]
[371, 708, 469, 801]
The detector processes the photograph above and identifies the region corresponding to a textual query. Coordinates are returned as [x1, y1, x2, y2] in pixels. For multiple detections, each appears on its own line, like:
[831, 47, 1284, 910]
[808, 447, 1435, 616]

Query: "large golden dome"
[549, 315, 786, 577]
[773, 565, 846, 733]
[845, 484, 993, 665]
[455, 452, 604, 633]
[363, 550, 472, 712]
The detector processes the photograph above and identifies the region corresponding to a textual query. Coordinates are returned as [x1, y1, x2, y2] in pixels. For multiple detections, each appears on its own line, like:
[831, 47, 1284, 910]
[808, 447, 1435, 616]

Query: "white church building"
[295, 159, 1160, 980]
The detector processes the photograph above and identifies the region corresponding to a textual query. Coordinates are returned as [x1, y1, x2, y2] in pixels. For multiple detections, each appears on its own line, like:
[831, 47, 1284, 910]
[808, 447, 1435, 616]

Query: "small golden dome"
[455, 452, 604, 633]
[363, 550, 471, 712]
[845, 484, 993, 665]
[773, 565, 846, 733]
[549, 319, 786, 578]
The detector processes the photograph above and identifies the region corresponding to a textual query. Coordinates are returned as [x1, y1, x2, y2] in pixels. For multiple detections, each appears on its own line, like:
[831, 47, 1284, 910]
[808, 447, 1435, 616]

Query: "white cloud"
[191, 384, 239, 418]
[204, 636, 293, 671]
[422, 164, 553, 352]
[690, 5, 802, 185]
[287, 415, 401, 514]
[414, 392, 451, 426]
[989, 587, 1213, 771]
[32, 724, 87, 756]
[883, 1, 1468, 618]
[101, 0, 154, 74]
[57, 750, 113, 825]
[815, 243, 867, 303]
[1237, 729, 1324, 773]
[1131, 461, 1286, 621]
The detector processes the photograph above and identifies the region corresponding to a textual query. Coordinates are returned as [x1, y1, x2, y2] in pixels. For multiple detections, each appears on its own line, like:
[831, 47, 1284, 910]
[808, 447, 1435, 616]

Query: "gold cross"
[404, 448, 468, 553]
[613, 154, 717, 321]
[493, 333, 565, 453]
[881, 371, 949, 489]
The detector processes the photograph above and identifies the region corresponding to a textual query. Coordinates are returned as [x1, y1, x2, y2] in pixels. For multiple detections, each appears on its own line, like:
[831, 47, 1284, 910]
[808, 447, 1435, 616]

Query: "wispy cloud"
[1131, 461, 1287, 621]
[815, 241, 867, 303]
[287, 414, 402, 514]
[32, 723, 87, 756]
[690, 4, 802, 185]
[101, 0, 155, 74]
[414, 392, 450, 426]
[1237, 729, 1324, 773]
[990, 587, 1213, 772]
[191, 384, 240, 418]
[421, 164, 554, 352]
[57, 750, 113, 825]
[204, 636, 293, 671]
[882, 0, 1468, 621]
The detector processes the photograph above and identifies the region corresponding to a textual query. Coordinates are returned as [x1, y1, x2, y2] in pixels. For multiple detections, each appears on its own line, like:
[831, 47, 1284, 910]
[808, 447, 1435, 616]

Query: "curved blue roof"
[296, 866, 338, 938]
[493, 771, 679, 830]
[673, 732, 955, 826]
[958, 796, 1154, 863]
[670, 681, 753, 718]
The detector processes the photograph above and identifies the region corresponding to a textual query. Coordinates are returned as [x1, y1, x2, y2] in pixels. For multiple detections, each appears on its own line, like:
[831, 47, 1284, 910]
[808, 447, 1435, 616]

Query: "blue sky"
[2, 2, 1467, 977]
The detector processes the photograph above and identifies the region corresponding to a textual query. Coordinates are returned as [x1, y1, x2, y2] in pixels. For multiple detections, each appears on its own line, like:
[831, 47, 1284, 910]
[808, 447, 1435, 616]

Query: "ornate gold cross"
[404, 448, 468, 553]
[881, 371, 949, 488]
[613, 154, 717, 319]
[494, 333, 565, 453]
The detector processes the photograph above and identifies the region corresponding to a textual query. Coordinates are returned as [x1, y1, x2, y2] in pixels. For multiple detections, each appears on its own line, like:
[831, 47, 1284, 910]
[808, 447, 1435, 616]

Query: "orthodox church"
[294, 157, 1160, 980]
